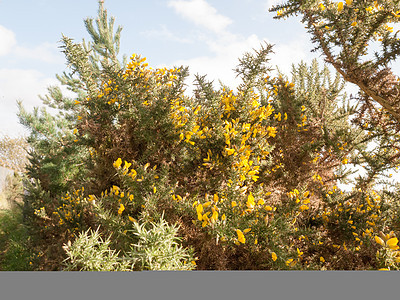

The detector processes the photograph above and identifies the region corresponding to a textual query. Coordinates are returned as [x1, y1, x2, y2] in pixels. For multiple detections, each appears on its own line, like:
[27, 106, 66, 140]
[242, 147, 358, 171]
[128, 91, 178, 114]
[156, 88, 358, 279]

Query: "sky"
[0, 0, 322, 137]
[0, 0, 398, 138]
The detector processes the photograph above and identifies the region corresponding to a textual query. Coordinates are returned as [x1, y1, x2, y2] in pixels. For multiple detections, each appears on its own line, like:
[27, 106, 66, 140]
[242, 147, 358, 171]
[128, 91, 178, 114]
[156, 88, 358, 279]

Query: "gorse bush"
[62, 227, 128, 271]
[126, 218, 196, 271]
[16, 0, 400, 270]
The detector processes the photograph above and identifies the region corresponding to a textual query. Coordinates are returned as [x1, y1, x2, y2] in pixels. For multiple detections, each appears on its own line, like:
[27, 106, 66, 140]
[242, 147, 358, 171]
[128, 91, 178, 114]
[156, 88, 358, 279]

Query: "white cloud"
[0, 25, 17, 56]
[173, 32, 312, 92]
[164, 0, 312, 92]
[168, 0, 232, 35]
[0, 24, 62, 63]
[15, 42, 64, 64]
[141, 25, 193, 44]
[0, 69, 58, 137]
[185, 34, 264, 84]
[265, 0, 282, 9]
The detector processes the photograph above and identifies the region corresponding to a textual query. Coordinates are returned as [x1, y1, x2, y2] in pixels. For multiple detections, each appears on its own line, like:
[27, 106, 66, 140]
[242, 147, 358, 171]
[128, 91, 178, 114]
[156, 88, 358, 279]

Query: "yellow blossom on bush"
[236, 229, 246, 244]
[375, 236, 385, 247]
[246, 193, 255, 209]
[386, 237, 399, 250]
[196, 203, 203, 215]
[286, 258, 296, 267]
[271, 252, 277, 261]
[118, 203, 125, 215]
[113, 158, 122, 169]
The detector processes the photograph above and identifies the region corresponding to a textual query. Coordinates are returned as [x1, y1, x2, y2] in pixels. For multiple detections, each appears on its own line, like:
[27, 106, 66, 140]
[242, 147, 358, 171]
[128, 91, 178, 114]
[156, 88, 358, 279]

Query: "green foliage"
[0, 208, 34, 271]
[126, 218, 196, 271]
[270, 0, 400, 188]
[11, 0, 400, 271]
[62, 227, 128, 271]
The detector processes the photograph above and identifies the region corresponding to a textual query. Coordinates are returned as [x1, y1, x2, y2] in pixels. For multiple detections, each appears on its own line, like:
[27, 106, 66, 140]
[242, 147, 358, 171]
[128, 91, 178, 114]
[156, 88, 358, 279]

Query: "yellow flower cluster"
[375, 231, 400, 269]
[193, 194, 224, 228]
[297, 112, 308, 132]
[315, 190, 383, 253]
[113, 158, 139, 180]
[288, 189, 311, 212]
[53, 187, 91, 233]
[123, 54, 149, 80]
[375, 232, 399, 251]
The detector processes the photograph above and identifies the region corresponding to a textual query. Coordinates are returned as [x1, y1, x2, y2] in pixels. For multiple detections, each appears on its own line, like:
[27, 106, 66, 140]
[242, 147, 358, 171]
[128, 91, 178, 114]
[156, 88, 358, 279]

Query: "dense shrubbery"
[11, 1, 400, 270]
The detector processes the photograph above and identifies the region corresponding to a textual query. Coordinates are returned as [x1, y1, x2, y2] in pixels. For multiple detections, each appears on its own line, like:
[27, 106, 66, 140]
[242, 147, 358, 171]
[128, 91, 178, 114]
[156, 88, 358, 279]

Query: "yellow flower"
[297, 248, 303, 257]
[375, 236, 385, 247]
[118, 203, 125, 215]
[319, 3, 325, 10]
[346, 0, 352, 5]
[130, 169, 137, 179]
[231, 201, 237, 208]
[286, 258, 296, 267]
[211, 210, 219, 222]
[225, 148, 235, 155]
[203, 201, 211, 208]
[128, 216, 136, 222]
[213, 194, 219, 203]
[196, 204, 203, 215]
[247, 193, 255, 209]
[337, 2, 344, 12]
[267, 126, 277, 138]
[123, 161, 132, 170]
[113, 158, 122, 169]
[236, 229, 246, 244]
[299, 205, 309, 211]
[386, 237, 399, 250]
[320, 256, 325, 263]
[351, 21, 357, 26]
[271, 252, 277, 261]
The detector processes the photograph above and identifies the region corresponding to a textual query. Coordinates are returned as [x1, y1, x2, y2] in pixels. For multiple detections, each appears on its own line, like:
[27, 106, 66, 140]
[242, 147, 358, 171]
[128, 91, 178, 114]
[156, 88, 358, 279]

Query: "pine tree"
[17, 1, 125, 269]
